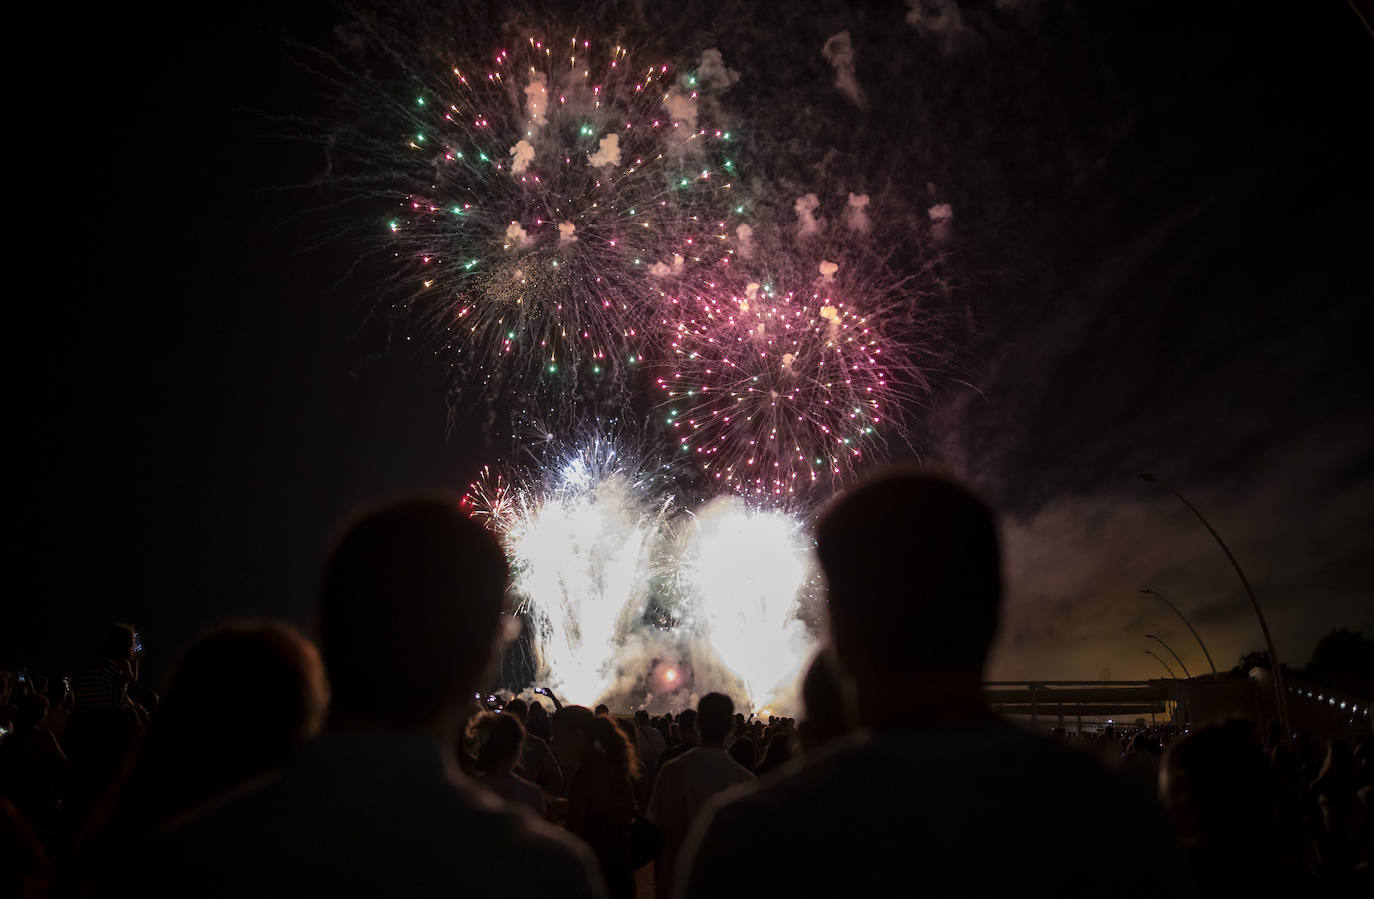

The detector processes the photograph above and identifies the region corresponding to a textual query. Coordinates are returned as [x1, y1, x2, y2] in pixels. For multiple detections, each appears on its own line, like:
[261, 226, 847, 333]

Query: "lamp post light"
[1140, 587, 1218, 676]
[1145, 649, 1177, 679]
[1145, 633, 1192, 679]
[1138, 472, 1290, 733]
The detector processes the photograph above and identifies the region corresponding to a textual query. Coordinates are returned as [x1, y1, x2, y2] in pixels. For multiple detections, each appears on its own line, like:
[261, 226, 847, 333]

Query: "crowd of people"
[2, 472, 1371, 898]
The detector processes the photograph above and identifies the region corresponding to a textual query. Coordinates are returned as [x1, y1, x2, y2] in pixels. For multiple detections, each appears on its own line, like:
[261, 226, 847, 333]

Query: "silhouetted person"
[120, 495, 604, 899]
[797, 649, 852, 753]
[658, 709, 698, 767]
[647, 693, 752, 899]
[677, 470, 1194, 899]
[106, 621, 327, 835]
[474, 712, 546, 818]
[526, 698, 552, 742]
[754, 731, 793, 777]
[63, 624, 146, 848]
[556, 707, 639, 899]
[503, 698, 563, 797]
[0, 695, 65, 841]
[1162, 722, 1306, 895]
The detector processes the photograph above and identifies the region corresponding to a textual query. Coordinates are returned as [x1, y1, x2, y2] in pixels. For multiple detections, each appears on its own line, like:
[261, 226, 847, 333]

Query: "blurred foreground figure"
[677, 471, 1194, 899]
[117, 495, 604, 899]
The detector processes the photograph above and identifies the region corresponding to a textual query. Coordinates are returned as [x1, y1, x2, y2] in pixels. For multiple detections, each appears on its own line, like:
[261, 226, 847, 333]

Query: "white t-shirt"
[647, 747, 753, 899]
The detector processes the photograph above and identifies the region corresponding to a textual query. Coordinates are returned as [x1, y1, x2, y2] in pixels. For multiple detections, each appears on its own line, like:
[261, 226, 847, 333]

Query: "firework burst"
[359, 33, 744, 395]
[654, 264, 923, 497]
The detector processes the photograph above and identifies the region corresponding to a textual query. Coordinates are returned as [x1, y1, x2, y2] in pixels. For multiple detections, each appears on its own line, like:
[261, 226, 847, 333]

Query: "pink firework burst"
[656, 274, 919, 497]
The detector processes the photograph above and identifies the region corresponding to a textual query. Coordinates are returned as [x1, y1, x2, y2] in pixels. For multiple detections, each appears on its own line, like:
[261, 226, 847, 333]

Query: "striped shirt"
[74, 658, 132, 712]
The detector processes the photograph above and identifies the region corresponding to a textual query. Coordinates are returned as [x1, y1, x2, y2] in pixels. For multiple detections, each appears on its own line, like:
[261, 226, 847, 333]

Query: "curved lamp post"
[1139, 472, 1290, 734]
[1141, 587, 1218, 676]
[1145, 633, 1192, 679]
[1145, 649, 1177, 679]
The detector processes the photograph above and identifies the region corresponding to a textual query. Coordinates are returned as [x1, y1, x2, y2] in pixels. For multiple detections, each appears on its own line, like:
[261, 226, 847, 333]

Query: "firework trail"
[337, 25, 745, 397]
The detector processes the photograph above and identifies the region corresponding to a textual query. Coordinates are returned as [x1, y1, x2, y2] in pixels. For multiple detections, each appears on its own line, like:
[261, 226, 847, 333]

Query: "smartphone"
[133, 633, 144, 654]
[16, 669, 26, 684]
[63, 675, 72, 692]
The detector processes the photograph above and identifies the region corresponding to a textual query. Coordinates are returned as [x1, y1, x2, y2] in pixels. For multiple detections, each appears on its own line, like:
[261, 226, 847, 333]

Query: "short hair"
[816, 470, 1001, 675]
[635, 709, 649, 724]
[698, 693, 735, 743]
[503, 698, 528, 721]
[101, 623, 136, 659]
[594, 704, 610, 716]
[320, 495, 509, 728]
[677, 708, 699, 732]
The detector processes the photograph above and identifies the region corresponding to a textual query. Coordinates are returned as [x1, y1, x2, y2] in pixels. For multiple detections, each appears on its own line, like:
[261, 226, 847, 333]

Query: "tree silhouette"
[1308, 627, 1374, 676]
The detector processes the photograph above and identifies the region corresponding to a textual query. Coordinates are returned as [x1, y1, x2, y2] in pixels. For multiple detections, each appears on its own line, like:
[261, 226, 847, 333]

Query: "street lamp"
[1140, 587, 1218, 676]
[1145, 649, 1177, 679]
[1145, 633, 1192, 679]
[1139, 472, 1290, 733]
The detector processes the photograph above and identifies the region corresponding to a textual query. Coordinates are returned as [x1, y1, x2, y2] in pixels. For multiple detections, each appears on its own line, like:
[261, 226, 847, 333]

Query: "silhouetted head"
[799, 650, 851, 752]
[698, 693, 735, 745]
[112, 620, 327, 833]
[156, 621, 327, 767]
[1162, 721, 1272, 851]
[474, 711, 525, 774]
[503, 698, 529, 722]
[552, 705, 640, 776]
[817, 470, 1001, 682]
[101, 623, 137, 661]
[594, 703, 610, 717]
[320, 495, 509, 731]
[635, 709, 649, 726]
[676, 707, 699, 741]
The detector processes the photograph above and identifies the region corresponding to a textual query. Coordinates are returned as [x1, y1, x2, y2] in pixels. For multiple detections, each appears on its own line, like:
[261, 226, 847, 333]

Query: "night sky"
[10, 1, 1372, 688]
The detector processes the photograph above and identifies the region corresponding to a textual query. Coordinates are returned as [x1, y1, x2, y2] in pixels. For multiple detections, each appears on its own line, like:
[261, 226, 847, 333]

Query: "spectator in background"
[634, 709, 667, 802]
[63, 625, 147, 848]
[0, 695, 65, 841]
[73, 625, 144, 721]
[1162, 722, 1306, 894]
[102, 621, 328, 836]
[753, 731, 793, 778]
[658, 709, 698, 768]
[503, 698, 563, 797]
[115, 494, 605, 899]
[797, 650, 851, 754]
[557, 706, 640, 899]
[647, 693, 752, 899]
[526, 698, 552, 742]
[474, 712, 546, 818]
[677, 470, 1195, 899]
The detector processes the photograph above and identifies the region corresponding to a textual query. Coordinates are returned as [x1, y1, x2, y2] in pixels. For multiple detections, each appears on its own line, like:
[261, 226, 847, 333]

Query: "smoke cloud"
[795, 193, 825, 239]
[524, 71, 548, 131]
[821, 31, 866, 108]
[845, 193, 871, 233]
[587, 133, 621, 168]
[509, 139, 535, 175]
[504, 221, 531, 247]
[736, 223, 755, 259]
[698, 48, 740, 90]
[558, 221, 576, 244]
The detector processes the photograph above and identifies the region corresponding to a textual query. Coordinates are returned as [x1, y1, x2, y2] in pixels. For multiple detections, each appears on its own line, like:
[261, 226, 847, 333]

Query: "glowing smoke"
[509, 139, 535, 175]
[587, 133, 621, 168]
[678, 497, 818, 713]
[698, 48, 740, 89]
[821, 31, 866, 108]
[845, 193, 871, 233]
[795, 193, 824, 238]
